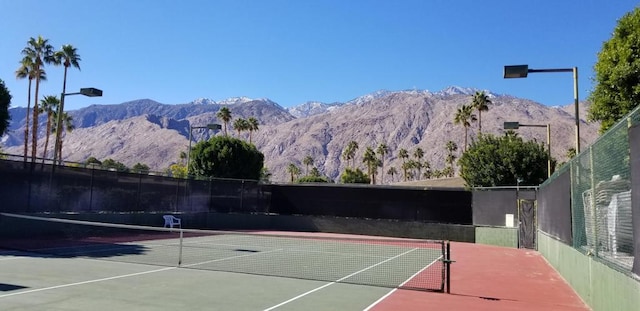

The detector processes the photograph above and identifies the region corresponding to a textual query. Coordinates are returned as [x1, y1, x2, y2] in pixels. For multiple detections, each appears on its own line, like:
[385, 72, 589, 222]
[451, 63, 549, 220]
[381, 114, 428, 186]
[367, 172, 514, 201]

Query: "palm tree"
[52, 111, 74, 162]
[398, 148, 409, 181]
[362, 147, 379, 184]
[216, 107, 232, 136]
[52, 44, 81, 163]
[376, 143, 389, 184]
[471, 91, 491, 134]
[413, 147, 424, 178]
[22, 36, 55, 162]
[422, 161, 432, 179]
[302, 155, 313, 175]
[247, 117, 259, 144]
[39, 95, 60, 163]
[233, 118, 248, 137]
[454, 104, 477, 151]
[445, 140, 458, 177]
[401, 161, 413, 181]
[342, 141, 359, 168]
[387, 167, 398, 183]
[15, 56, 45, 162]
[286, 163, 301, 182]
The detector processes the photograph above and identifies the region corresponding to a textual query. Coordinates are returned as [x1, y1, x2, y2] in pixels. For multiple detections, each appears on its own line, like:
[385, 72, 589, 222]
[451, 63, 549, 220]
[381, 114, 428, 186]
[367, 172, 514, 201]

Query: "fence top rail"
[472, 186, 539, 190]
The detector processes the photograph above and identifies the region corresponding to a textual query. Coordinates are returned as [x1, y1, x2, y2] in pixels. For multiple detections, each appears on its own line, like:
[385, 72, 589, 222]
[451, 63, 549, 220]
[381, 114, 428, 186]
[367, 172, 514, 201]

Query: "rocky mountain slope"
[2, 87, 600, 183]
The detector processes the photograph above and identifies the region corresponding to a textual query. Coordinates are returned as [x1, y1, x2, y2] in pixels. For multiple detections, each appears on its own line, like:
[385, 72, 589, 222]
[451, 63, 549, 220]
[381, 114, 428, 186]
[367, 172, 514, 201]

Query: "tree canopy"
[101, 158, 129, 172]
[340, 168, 370, 184]
[458, 133, 553, 187]
[189, 135, 264, 180]
[588, 7, 640, 132]
[0, 79, 11, 137]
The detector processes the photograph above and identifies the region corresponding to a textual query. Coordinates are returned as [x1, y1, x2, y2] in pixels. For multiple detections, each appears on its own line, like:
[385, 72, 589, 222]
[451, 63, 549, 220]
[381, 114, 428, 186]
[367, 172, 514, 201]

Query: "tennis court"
[0, 213, 448, 310]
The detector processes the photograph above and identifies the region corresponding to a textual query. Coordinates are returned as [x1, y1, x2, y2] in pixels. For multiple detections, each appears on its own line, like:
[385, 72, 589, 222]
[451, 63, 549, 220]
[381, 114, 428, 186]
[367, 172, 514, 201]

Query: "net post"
[178, 228, 183, 266]
[446, 241, 451, 293]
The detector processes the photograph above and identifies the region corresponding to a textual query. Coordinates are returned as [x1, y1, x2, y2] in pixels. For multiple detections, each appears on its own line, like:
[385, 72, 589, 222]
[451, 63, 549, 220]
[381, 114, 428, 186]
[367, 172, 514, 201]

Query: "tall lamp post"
[186, 123, 222, 177]
[54, 87, 103, 164]
[503, 65, 580, 153]
[504, 121, 552, 178]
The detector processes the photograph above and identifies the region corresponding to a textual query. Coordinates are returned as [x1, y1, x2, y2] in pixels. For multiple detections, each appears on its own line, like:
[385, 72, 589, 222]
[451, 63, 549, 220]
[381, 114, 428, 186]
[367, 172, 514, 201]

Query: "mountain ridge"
[2, 86, 599, 183]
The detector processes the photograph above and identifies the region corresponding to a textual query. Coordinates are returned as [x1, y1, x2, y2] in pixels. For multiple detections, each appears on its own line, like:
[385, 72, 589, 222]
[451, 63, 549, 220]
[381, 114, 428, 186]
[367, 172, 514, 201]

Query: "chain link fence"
[542, 105, 640, 273]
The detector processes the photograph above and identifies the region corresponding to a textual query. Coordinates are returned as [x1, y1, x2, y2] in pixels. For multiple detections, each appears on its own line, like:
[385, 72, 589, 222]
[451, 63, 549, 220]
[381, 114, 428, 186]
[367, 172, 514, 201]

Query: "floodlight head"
[80, 87, 103, 97]
[503, 65, 529, 79]
[503, 122, 521, 129]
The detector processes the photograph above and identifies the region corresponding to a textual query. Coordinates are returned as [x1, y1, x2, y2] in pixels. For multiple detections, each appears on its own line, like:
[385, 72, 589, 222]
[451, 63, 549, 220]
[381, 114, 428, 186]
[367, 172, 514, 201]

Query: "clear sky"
[1, 0, 638, 111]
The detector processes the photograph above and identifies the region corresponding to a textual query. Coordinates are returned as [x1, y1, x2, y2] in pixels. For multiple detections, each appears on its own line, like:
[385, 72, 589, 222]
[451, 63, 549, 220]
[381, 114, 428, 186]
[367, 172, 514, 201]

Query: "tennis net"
[0, 212, 450, 292]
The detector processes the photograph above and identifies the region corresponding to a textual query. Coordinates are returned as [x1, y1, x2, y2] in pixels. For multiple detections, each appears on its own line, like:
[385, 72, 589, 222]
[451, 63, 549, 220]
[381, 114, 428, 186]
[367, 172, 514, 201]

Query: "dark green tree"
[260, 167, 272, 183]
[398, 148, 409, 181]
[189, 136, 264, 180]
[247, 117, 259, 144]
[458, 133, 554, 187]
[471, 91, 491, 134]
[454, 104, 476, 151]
[342, 141, 358, 168]
[362, 146, 380, 184]
[412, 148, 424, 178]
[588, 7, 640, 132]
[297, 175, 330, 183]
[52, 44, 81, 163]
[340, 168, 370, 184]
[386, 167, 398, 183]
[22, 36, 55, 162]
[132, 163, 150, 174]
[0, 79, 11, 137]
[376, 143, 390, 184]
[445, 140, 458, 177]
[216, 106, 232, 136]
[85, 156, 102, 166]
[286, 163, 301, 182]
[297, 168, 330, 183]
[102, 158, 129, 172]
[233, 117, 248, 137]
[39, 95, 59, 161]
[302, 155, 313, 175]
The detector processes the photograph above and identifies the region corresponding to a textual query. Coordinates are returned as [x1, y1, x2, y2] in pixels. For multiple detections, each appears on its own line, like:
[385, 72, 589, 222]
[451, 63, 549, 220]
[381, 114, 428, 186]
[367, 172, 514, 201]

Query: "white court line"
[0, 246, 279, 299]
[262, 248, 418, 311]
[0, 266, 175, 299]
[362, 254, 443, 311]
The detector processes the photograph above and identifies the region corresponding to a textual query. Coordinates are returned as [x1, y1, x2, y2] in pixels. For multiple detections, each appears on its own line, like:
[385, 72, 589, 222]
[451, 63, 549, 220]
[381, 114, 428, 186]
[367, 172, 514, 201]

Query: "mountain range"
[2, 86, 600, 183]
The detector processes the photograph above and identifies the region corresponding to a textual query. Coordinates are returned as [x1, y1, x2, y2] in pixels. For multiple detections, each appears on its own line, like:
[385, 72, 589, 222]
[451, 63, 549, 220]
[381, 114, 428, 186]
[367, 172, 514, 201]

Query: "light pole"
[504, 121, 552, 178]
[503, 65, 580, 153]
[53, 87, 103, 164]
[186, 123, 222, 177]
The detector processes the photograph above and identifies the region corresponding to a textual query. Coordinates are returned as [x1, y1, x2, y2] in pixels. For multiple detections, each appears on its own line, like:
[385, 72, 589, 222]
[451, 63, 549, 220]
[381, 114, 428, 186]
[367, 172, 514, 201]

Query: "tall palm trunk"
[55, 66, 69, 164]
[23, 79, 32, 162]
[41, 111, 53, 163]
[478, 110, 482, 134]
[464, 126, 468, 151]
[31, 76, 41, 162]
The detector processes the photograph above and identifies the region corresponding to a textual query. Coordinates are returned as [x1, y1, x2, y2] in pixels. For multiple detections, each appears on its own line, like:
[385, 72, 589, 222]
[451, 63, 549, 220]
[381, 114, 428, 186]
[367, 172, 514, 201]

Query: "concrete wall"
[475, 226, 518, 248]
[538, 231, 640, 311]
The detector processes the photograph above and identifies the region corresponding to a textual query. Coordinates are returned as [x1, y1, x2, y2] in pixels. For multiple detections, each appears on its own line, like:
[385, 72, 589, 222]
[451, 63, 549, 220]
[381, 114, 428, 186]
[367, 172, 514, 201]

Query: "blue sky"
[1, 0, 638, 111]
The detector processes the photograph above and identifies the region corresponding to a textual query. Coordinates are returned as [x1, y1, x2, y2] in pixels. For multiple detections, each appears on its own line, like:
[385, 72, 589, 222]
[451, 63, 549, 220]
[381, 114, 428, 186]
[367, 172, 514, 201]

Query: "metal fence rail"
[542, 105, 640, 274]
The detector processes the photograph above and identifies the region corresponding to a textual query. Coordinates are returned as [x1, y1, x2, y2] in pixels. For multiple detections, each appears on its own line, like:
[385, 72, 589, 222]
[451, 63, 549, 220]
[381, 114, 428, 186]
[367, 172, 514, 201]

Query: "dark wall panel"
[472, 189, 536, 226]
[539, 167, 573, 244]
[472, 190, 516, 226]
[269, 185, 472, 224]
